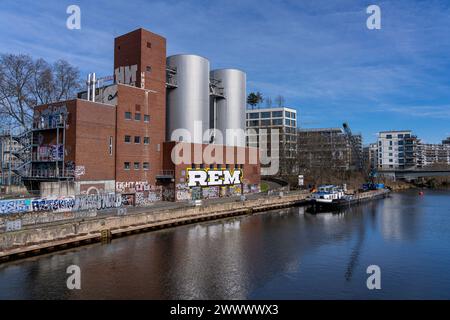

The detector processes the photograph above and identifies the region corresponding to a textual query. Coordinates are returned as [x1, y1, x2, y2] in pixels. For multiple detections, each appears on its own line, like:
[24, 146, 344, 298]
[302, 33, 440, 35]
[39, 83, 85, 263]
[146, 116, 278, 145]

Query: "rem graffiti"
[0, 199, 31, 215]
[187, 169, 242, 187]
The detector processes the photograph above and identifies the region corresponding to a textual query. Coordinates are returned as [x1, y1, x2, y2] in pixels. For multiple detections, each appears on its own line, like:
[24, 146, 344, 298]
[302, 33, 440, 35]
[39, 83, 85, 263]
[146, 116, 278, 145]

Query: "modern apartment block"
[17, 28, 260, 201]
[246, 107, 297, 175]
[417, 143, 450, 167]
[377, 130, 418, 170]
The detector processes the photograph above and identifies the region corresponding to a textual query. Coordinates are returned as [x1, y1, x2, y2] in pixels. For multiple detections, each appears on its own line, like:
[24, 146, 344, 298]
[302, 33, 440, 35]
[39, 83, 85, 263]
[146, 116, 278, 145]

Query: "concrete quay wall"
[0, 191, 309, 261]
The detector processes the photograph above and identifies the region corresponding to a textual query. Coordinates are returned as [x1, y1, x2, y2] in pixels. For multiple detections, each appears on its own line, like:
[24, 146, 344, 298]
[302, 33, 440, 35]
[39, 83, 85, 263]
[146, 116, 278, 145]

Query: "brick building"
[25, 28, 260, 202]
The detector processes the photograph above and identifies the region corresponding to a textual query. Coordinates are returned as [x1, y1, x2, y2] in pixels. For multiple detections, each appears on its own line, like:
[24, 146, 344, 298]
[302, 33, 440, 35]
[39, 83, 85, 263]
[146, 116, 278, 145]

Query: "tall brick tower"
[113, 28, 167, 188]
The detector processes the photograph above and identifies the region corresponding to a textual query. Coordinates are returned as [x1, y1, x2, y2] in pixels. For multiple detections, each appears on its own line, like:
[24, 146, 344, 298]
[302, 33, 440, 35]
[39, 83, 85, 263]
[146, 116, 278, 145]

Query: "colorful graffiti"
[202, 186, 220, 199]
[176, 183, 191, 201]
[0, 199, 31, 215]
[31, 197, 75, 213]
[73, 193, 122, 211]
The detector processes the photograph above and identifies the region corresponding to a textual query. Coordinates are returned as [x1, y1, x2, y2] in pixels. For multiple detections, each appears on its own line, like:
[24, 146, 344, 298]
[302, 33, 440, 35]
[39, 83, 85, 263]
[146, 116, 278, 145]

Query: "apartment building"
[246, 107, 297, 175]
[377, 130, 418, 170]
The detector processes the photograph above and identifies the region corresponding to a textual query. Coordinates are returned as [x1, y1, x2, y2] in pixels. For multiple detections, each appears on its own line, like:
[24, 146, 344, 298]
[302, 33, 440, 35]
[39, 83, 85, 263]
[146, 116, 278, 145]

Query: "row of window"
[125, 112, 150, 122]
[247, 111, 296, 120]
[125, 135, 150, 144]
[384, 134, 411, 139]
[124, 162, 150, 170]
[247, 119, 296, 127]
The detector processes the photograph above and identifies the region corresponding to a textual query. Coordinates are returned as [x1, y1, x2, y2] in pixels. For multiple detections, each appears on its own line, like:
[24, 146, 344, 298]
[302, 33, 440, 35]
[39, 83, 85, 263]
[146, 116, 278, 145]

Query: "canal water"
[1, 189, 450, 299]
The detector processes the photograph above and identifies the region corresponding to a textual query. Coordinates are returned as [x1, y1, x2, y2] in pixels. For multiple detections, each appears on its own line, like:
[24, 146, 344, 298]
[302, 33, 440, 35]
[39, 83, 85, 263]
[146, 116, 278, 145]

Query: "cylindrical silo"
[210, 69, 246, 147]
[166, 54, 210, 144]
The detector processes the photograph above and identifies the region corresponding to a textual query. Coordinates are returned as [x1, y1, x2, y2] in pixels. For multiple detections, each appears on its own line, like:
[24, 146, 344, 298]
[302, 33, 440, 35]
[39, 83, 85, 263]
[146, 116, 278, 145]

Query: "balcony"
[32, 117, 66, 131]
[156, 170, 175, 180]
[24, 168, 74, 180]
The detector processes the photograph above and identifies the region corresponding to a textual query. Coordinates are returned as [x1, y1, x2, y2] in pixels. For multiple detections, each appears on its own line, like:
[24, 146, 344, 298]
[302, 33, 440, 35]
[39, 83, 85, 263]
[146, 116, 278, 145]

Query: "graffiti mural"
[0, 199, 31, 215]
[31, 197, 75, 213]
[176, 183, 191, 201]
[116, 181, 150, 193]
[202, 187, 220, 199]
[73, 193, 122, 211]
[74, 166, 86, 178]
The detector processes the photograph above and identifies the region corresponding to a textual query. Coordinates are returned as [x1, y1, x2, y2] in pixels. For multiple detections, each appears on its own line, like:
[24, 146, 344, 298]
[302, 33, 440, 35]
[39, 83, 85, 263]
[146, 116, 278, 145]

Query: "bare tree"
[0, 54, 35, 130]
[0, 54, 81, 131]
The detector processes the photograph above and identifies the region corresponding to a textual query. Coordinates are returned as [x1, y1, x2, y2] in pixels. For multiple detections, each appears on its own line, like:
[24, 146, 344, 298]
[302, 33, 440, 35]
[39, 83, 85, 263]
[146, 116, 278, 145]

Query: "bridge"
[379, 169, 450, 181]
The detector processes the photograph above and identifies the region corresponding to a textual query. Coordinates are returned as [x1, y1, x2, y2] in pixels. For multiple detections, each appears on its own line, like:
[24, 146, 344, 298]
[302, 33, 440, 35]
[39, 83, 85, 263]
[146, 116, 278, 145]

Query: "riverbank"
[0, 191, 309, 262]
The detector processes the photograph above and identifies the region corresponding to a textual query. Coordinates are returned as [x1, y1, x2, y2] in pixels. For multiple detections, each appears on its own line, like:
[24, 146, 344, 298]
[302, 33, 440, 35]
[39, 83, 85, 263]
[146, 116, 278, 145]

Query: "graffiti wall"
[176, 183, 191, 201]
[116, 181, 150, 193]
[135, 186, 163, 206]
[0, 193, 123, 215]
[0, 199, 31, 215]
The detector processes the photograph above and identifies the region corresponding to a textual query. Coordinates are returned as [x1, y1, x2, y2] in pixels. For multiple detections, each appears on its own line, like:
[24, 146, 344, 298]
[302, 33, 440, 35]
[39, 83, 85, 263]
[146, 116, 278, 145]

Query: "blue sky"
[1, 0, 449, 144]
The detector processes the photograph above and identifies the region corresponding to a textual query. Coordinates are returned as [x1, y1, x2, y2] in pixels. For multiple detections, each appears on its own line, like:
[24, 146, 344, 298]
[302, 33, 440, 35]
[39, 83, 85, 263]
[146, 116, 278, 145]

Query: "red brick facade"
[30, 28, 260, 201]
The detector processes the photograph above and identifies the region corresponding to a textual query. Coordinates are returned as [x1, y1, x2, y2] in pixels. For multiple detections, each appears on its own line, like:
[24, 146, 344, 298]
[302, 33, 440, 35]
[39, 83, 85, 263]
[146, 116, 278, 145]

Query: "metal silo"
[166, 54, 210, 144]
[210, 69, 246, 147]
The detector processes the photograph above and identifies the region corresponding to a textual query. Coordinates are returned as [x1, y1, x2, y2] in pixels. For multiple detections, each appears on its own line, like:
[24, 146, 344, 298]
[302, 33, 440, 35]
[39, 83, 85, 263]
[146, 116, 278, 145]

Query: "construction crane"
[342, 122, 363, 171]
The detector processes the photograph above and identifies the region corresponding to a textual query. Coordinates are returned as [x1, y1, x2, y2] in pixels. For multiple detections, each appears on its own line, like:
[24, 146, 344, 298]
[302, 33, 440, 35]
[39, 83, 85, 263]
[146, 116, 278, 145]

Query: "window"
[261, 112, 271, 118]
[261, 120, 270, 126]
[398, 134, 403, 138]
[273, 119, 283, 126]
[135, 113, 141, 121]
[386, 134, 392, 139]
[250, 120, 259, 127]
[146, 66, 152, 72]
[124, 135, 131, 143]
[134, 162, 140, 170]
[285, 119, 290, 126]
[124, 162, 130, 170]
[249, 113, 259, 119]
[272, 111, 283, 117]
[134, 136, 141, 144]
[146, 42, 152, 48]
[291, 120, 296, 127]
[291, 113, 296, 119]
[144, 114, 150, 122]
[143, 162, 149, 170]
[144, 137, 150, 144]
[285, 111, 291, 118]
[125, 112, 132, 120]
[109, 136, 113, 155]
